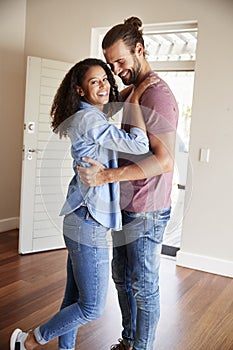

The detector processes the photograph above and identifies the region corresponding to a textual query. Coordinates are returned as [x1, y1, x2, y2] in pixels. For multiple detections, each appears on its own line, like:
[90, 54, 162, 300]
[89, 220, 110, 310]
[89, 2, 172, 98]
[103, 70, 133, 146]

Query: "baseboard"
[176, 250, 233, 278]
[0, 217, 19, 233]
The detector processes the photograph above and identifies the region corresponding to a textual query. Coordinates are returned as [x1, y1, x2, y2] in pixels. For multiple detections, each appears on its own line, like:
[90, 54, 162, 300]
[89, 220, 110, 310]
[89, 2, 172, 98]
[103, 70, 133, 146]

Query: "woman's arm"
[76, 76, 159, 156]
[119, 85, 134, 101]
[125, 76, 159, 133]
[78, 131, 176, 186]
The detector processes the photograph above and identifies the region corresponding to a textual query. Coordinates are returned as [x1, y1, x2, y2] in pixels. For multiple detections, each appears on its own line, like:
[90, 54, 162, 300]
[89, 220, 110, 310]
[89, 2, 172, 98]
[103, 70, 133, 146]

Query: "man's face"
[103, 39, 141, 85]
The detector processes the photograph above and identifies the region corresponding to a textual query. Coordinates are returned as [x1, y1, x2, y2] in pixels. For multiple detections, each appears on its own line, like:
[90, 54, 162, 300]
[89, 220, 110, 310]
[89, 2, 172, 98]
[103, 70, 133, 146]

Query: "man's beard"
[121, 56, 141, 85]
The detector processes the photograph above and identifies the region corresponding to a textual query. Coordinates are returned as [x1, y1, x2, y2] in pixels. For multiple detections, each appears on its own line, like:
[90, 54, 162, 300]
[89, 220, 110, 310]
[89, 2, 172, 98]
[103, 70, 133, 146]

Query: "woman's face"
[78, 65, 111, 110]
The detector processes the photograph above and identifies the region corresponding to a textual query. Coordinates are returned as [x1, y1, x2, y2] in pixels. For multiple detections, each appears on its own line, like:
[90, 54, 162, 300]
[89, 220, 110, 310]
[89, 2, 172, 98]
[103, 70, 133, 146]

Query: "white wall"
[176, 1, 233, 276]
[1, 0, 233, 276]
[0, 0, 26, 229]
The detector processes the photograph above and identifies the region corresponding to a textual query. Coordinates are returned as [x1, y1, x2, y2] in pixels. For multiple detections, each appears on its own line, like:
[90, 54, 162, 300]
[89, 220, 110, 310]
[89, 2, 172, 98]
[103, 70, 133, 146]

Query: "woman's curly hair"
[50, 58, 120, 137]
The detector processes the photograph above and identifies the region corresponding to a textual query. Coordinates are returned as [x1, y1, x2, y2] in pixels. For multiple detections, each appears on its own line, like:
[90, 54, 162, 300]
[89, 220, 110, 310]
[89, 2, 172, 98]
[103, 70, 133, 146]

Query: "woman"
[10, 58, 157, 350]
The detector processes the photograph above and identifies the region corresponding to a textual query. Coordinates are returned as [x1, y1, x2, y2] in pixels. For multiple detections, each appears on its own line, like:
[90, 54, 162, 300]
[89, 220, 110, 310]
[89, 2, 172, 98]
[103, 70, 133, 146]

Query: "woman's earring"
[77, 87, 84, 96]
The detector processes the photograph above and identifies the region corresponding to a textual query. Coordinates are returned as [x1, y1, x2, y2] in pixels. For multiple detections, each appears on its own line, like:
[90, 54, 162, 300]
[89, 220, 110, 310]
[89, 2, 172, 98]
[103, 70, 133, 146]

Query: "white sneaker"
[10, 328, 28, 350]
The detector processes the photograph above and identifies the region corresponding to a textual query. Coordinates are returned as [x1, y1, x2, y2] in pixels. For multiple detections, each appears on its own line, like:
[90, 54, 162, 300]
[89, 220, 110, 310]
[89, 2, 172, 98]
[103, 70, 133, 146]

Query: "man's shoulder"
[141, 78, 177, 109]
[142, 77, 170, 97]
[140, 78, 178, 131]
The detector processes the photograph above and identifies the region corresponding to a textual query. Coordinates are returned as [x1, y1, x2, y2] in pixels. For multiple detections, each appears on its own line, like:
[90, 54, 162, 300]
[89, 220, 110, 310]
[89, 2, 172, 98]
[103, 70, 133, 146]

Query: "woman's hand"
[130, 75, 160, 103]
[122, 75, 160, 133]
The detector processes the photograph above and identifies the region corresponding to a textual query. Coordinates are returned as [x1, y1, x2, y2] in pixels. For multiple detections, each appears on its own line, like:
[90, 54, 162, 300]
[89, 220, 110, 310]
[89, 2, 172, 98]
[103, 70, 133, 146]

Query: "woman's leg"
[57, 253, 79, 349]
[56, 232, 109, 349]
[26, 210, 109, 350]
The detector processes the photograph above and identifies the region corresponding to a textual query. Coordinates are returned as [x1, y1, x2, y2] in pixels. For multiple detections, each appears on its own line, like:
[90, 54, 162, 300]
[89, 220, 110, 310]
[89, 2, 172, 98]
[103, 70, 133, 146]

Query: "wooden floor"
[1, 230, 233, 350]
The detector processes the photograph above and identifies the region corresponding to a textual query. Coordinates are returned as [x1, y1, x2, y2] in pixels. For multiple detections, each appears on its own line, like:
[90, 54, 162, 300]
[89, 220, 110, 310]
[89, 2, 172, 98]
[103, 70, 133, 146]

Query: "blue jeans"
[112, 207, 171, 350]
[34, 208, 109, 350]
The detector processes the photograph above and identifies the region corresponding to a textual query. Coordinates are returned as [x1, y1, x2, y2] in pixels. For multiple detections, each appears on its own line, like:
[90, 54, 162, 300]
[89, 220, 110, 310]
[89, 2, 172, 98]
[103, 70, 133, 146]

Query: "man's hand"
[77, 158, 106, 187]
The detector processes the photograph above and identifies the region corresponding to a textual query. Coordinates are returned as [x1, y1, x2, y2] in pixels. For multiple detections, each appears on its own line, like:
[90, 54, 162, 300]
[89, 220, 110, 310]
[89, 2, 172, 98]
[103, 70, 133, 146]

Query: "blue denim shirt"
[60, 101, 149, 230]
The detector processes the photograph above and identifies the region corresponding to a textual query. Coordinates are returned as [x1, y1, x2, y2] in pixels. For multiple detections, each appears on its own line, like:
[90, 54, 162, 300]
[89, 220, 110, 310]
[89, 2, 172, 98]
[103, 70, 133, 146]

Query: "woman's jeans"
[34, 207, 109, 350]
[112, 207, 171, 350]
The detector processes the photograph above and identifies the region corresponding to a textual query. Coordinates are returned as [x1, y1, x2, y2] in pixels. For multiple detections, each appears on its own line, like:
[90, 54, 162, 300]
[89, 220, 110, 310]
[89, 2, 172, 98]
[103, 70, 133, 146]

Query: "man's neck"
[135, 60, 152, 87]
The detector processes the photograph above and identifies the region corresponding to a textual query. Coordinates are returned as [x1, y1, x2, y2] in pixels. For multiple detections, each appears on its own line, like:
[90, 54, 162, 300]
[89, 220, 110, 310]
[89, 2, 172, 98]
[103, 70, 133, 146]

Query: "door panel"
[19, 57, 73, 254]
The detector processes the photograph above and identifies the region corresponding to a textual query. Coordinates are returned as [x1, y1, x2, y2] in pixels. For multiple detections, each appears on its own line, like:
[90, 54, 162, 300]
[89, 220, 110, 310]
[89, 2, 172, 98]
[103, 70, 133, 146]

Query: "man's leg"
[123, 208, 171, 350]
[112, 229, 136, 349]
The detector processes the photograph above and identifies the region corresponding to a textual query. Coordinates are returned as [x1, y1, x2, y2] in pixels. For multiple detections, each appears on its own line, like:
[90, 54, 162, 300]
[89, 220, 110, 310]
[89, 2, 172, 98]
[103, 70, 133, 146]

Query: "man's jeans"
[34, 208, 109, 350]
[112, 207, 171, 350]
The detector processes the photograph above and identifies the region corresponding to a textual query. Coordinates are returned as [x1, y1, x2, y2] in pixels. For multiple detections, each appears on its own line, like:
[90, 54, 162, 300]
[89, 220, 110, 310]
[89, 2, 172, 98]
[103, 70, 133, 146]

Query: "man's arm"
[78, 131, 176, 186]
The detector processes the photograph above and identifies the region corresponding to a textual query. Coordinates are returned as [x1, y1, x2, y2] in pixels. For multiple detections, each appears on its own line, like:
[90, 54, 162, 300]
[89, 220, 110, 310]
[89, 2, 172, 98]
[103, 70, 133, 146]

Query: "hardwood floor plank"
[0, 230, 233, 350]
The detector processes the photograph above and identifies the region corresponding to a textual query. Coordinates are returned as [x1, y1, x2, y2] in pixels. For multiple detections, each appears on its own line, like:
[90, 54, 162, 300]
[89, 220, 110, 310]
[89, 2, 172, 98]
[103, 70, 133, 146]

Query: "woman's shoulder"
[68, 105, 107, 137]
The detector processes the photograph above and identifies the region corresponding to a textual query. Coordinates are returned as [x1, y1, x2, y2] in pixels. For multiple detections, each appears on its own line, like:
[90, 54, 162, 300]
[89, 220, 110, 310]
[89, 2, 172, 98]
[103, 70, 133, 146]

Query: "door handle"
[28, 148, 37, 153]
[27, 148, 41, 160]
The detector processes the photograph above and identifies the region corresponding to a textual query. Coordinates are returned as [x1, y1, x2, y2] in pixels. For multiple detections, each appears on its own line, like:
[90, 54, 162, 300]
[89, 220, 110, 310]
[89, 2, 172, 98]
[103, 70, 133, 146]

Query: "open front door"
[19, 56, 73, 254]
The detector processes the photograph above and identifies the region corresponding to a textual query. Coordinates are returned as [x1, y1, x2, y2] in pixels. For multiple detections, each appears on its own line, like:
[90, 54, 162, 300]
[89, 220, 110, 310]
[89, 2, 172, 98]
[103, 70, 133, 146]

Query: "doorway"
[91, 21, 198, 256]
[159, 71, 194, 256]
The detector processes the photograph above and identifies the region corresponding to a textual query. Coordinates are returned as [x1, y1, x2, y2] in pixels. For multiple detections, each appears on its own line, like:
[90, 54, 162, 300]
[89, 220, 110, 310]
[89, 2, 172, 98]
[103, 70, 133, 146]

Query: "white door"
[19, 56, 73, 254]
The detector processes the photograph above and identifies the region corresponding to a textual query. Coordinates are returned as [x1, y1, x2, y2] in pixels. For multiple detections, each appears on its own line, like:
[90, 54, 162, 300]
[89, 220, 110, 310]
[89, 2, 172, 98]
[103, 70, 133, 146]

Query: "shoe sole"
[10, 328, 22, 350]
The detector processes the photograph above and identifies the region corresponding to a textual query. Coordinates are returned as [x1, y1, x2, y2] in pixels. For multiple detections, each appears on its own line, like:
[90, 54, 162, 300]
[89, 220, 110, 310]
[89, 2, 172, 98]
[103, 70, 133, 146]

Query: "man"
[78, 16, 178, 350]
